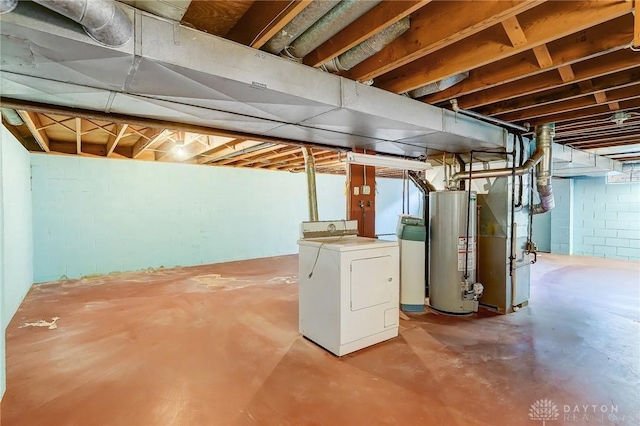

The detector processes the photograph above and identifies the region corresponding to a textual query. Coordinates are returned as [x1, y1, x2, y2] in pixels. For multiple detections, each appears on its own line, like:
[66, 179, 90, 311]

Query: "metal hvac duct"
[408, 72, 470, 98]
[0, 0, 17, 14]
[302, 148, 319, 221]
[531, 124, 555, 214]
[263, 0, 340, 54]
[29, 0, 133, 47]
[282, 0, 381, 61]
[321, 17, 410, 73]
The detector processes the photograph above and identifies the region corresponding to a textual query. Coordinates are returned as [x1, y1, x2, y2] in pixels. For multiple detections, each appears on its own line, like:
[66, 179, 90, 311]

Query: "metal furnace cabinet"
[297, 237, 399, 356]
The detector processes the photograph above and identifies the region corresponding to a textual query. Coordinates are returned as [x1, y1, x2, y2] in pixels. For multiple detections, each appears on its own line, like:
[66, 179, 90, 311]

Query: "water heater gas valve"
[473, 282, 484, 298]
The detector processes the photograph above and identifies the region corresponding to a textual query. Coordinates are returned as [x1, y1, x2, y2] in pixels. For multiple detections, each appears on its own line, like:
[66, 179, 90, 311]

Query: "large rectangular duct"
[0, 1, 506, 157]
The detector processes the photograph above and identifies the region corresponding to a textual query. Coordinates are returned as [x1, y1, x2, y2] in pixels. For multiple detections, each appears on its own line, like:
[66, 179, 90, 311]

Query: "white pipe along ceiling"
[0, 0, 625, 175]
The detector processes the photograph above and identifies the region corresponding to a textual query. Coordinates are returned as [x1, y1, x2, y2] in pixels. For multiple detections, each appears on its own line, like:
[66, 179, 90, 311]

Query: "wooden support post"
[347, 150, 376, 238]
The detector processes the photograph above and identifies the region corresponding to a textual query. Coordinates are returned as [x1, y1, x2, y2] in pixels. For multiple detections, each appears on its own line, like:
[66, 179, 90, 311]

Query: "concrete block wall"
[549, 178, 573, 254]
[31, 154, 350, 282]
[31, 154, 411, 283]
[572, 176, 640, 260]
[0, 125, 34, 400]
[375, 177, 422, 240]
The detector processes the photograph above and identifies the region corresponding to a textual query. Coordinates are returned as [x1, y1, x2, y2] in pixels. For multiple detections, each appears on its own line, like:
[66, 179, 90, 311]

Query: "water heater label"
[457, 237, 476, 271]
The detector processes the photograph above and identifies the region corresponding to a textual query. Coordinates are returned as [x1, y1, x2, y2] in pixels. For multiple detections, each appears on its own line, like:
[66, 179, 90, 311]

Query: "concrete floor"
[2, 254, 639, 425]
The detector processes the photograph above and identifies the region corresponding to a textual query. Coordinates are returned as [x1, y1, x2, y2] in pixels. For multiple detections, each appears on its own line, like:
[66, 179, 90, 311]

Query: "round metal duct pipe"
[408, 72, 470, 98]
[531, 123, 555, 214]
[263, 0, 340, 55]
[32, 0, 133, 47]
[0, 0, 18, 14]
[283, 0, 382, 61]
[321, 17, 410, 73]
[0, 108, 24, 126]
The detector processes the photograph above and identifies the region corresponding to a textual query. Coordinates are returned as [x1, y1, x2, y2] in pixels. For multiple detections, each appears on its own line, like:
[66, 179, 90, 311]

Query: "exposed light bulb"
[174, 144, 185, 158]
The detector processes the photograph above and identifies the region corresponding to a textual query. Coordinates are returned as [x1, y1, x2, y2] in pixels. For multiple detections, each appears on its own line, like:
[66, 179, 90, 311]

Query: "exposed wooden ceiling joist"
[226, 0, 313, 48]
[345, 0, 543, 82]
[494, 83, 640, 123]
[448, 47, 639, 110]
[303, 0, 430, 67]
[526, 99, 640, 125]
[426, 15, 635, 105]
[376, 0, 633, 94]
[476, 67, 640, 117]
[17, 110, 50, 152]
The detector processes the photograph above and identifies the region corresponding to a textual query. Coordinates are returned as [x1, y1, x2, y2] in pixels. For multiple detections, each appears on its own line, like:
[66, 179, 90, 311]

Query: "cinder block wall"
[0, 126, 34, 400]
[550, 178, 573, 254]
[31, 154, 412, 283]
[572, 176, 640, 260]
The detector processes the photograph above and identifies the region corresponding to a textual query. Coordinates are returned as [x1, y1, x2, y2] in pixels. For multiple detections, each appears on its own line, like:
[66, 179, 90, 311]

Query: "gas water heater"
[429, 190, 483, 314]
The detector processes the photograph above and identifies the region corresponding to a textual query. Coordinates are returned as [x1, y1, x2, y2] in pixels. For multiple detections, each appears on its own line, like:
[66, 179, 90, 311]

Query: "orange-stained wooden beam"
[377, 0, 632, 94]
[303, 0, 430, 67]
[227, 0, 313, 48]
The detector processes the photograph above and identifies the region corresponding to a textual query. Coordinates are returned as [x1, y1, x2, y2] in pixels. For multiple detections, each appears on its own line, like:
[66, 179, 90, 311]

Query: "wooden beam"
[75, 118, 82, 154]
[235, 147, 301, 167]
[49, 140, 106, 156]
[226, 0, 313, 48]
[378, 0, 633, 94]
[0, 99, 331, 153]
[346, 0, 543, 82]
[154, 140, 176, 161]
[131, 129, 169, 158]
[36, 117, 74, 131]
[424, 15, 635, 104]
[532, 44, 553, 68]
[17, 111, 50, 152]
[578, 80, 594, 93]
[197, 140, 263, 164]
[635, 1, 640, 47]
[557, 64, 576, 82]
[303, 0, 430, 67]
[609, 101, 621, 111]
[267, 152, 338, 170]
[81, 121, 117, 137]
[495, 84, 640, 123]
[593, 90, 608, 104]
[476, 67, 640, 116]
[106, 124, 129, 157]
[557, 129, 640, 145]
[451, 49, 639, 110]
[216, 145, 281, 165]
[501, 16, 528, 47]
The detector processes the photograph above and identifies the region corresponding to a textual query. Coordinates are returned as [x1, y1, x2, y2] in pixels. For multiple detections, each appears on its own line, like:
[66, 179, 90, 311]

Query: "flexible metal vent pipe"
[302, 148, 319, 221]
[0, 0, 17, 14]
[321, 17, 410, 73]
[31, 0, 133, 47]
[531, 124, 555, 214]
[0, 108, 24, 126]
[282, 0, 381, 61]
[408, 72, 470, 98]
[263, 0, 340, 54]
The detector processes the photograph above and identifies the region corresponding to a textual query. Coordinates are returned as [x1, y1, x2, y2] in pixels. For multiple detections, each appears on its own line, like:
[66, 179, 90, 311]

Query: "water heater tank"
[429, 190, 481, 314]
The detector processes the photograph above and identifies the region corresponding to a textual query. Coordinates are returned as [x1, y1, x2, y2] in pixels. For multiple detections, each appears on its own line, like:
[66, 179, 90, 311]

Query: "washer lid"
[298, 237, 398, 252]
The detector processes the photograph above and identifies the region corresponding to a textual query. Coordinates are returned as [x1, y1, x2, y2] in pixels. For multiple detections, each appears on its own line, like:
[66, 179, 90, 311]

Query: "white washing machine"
[298, 220, 399, 356]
